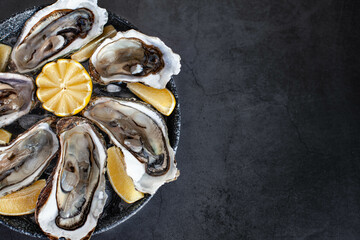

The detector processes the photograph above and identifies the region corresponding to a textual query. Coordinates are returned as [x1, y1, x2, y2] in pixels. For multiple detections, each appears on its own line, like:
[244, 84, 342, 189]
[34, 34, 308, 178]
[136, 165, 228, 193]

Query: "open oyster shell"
[0, 117, 58, 197]
[83, 97, 178, 195]
[36, 117, 107, 240]
[0, 73, 35, 128]
[89, 29, 181, 89]
[10, 0, 108, 73]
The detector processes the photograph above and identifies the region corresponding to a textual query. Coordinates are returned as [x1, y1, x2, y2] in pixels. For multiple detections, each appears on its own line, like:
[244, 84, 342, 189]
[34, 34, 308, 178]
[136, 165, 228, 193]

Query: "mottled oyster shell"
[11, 0, 108, 73]
[36, 117, 107, 240]
[89, 29, 181, 89]
[83, 97, 178, 195]
[0, 117, 58, 197]
[0, 72, 35, 128]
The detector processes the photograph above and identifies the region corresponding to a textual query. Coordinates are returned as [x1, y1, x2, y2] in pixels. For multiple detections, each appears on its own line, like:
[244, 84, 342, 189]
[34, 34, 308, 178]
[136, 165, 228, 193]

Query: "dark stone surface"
[0, 0, 359, 239]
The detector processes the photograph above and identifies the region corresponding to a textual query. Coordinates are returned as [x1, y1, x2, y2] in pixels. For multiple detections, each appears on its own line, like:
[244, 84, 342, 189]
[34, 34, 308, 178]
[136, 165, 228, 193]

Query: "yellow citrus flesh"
[107, 146, 144, 203]
[127, 82, 176, 116]
[0, 44, 12, 72]
[0, 129, 11, 144]
[36, 59, 93, 117]
[71, 25, 117, 62]
[0, 179, 46, 216]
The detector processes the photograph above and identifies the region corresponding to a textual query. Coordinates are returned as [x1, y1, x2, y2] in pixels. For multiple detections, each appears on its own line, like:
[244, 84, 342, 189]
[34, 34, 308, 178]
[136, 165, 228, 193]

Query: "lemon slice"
[107, 146, 144, 203]
[71, 25, 117, 62]
[0, 44, 12, 72]
[36, 59, 93, 117]
[127, 82, 176, 116]
[0, 129, 11, 144]
[0, 179, 46, 216]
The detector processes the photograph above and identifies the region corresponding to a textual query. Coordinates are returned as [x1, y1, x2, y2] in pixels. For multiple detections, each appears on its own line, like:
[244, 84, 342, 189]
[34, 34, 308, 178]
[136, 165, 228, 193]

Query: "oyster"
[36, 117, 107, 240]
[0, 117, 58, 197]
[11, 0, 108, 73]
[0, 73, 35, 128]
[89, 29, 181, 89]
[83, 97, 178, 194]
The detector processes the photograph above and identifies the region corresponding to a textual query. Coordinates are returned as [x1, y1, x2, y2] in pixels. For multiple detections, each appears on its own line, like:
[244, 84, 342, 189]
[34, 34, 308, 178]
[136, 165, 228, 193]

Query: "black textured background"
[0, 0, 359, 239]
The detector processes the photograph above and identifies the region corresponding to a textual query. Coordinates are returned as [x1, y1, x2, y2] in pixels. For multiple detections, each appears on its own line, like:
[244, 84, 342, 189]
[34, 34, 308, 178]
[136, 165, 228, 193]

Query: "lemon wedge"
[71, 25, 117, 62]
[36, 59, 93, 117]
[0, 179, 46, 216]
[127, 82, 176, 116]
[0, 44, 12, 72]
[107, 146, 144, 203]
[0, 129, 11, 144]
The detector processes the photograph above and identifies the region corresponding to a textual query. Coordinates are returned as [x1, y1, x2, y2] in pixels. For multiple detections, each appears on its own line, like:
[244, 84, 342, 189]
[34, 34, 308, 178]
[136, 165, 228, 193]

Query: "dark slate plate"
[0, 6, 181, 239]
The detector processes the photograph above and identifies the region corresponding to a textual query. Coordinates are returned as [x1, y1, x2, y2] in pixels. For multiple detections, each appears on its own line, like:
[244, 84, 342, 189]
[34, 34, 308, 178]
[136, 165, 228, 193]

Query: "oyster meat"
[0, 73, 35, 128]
[11, 0, 108, 73]
[0, 117, 58, 197]
[90, 29, 181, 89]
[83, 97, 178, 194]
[36, 117, 107, 240]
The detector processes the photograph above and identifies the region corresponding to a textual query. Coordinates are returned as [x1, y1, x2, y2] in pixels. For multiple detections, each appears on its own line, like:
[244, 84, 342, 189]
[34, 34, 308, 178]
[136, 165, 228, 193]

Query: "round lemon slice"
[36, 59, 93, 117]
[107, 146, 144, 203]
[127, 82, 176, 116]
[0, 179, 46, 216]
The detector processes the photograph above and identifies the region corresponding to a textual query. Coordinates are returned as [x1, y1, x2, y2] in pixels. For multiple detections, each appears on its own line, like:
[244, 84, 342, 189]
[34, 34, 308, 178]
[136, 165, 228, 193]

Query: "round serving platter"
[0, 6, 181, 239]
